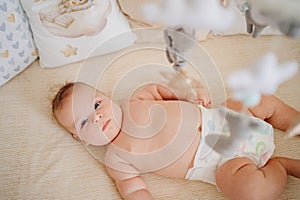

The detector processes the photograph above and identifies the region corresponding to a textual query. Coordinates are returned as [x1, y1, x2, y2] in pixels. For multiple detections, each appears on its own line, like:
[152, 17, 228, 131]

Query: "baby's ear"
[71, 133, 80, 141]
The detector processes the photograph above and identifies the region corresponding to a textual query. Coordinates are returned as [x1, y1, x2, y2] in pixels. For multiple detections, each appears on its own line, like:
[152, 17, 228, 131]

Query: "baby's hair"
[51, 82, 81, 141]
[52, 82, 75, 114]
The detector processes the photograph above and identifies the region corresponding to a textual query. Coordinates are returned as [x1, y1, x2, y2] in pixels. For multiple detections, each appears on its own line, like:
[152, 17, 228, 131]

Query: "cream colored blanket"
[0, 34, 299, 199]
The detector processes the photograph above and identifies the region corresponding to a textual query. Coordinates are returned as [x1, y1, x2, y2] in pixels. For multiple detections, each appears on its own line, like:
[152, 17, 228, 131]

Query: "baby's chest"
[122, 103, 183, 142]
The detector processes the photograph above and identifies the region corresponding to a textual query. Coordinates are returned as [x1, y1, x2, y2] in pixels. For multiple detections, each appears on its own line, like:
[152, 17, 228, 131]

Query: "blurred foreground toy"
[163, 27, 195, 71]
[237, 0, 300, 38]
[205, 107, 267, 158]
[227, 52, 299, 107]
[142, 0, 235, 32]
[227, 52, 299, 139]
[142, 0, 235, 71]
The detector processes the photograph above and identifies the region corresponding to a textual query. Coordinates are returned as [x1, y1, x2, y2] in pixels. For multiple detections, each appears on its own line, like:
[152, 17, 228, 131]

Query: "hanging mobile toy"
[227, 52, 298, 108]
[205, 53, 299, 158]
[226, 52, 299, 139]
[237, 0, 300, 38]
[142, 0, 234, 104]
[142, 0, 235, 71]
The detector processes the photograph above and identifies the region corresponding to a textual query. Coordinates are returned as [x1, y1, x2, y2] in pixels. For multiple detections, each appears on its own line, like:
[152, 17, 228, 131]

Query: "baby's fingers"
[186, 91, 211, 106]
[194, 89, 211, 106]
[196, 94, 211, 106]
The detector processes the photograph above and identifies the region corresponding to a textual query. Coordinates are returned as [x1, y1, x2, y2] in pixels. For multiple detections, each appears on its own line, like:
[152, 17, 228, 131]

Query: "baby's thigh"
[215, 157, 266, 200]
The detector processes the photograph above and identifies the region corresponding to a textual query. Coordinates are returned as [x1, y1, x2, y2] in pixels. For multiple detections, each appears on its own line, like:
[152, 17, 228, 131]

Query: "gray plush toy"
[163, 27, 195, 71]
[205, 107, 262, 158]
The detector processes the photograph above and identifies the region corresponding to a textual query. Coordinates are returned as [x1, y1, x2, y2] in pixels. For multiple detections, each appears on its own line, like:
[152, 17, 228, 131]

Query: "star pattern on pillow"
[0, 50, 9, 58]
[60, 44, 77, 57]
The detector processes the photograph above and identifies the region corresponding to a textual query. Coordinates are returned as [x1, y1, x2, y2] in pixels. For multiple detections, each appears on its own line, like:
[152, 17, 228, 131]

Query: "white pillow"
[20, 0, 136, 68]
[0, 0, 38, 87]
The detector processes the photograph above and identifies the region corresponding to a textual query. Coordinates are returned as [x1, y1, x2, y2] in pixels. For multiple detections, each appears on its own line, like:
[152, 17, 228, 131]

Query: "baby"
[52, 81, 300, 200]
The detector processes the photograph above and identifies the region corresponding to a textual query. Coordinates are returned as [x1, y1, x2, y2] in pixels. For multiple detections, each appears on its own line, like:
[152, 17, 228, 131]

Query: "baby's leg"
[215, 157, 300, 200]
[225, 95, 299, 131]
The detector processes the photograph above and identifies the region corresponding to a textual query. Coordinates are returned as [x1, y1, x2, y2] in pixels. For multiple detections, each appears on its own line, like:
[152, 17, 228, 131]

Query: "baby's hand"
[185, 88, 211, 106]
[160, 70, 211, 106]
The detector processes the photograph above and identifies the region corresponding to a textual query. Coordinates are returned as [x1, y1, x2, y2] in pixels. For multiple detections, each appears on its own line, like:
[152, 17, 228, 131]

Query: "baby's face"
[56, 83, 122, 146]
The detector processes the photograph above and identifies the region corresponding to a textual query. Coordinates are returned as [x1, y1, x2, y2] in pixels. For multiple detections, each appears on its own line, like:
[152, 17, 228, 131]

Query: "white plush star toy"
[227, 52, 299, 107]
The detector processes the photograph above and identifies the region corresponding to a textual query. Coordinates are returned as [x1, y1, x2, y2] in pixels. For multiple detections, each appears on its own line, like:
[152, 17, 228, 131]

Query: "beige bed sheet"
[0, 34, 299, 199]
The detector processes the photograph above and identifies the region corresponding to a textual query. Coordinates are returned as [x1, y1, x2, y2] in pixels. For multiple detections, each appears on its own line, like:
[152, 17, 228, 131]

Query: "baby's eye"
[81, 119, 88, 129]
[94, 101, 100, 110]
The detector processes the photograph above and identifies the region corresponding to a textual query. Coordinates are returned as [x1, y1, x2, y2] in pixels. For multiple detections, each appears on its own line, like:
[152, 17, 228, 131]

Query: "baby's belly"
[154, 130, 201, 178]
[117, 101, 202, 176]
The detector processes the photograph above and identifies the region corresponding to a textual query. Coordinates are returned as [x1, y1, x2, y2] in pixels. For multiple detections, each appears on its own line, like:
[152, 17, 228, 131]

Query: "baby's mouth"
[102, 119, 111, 132]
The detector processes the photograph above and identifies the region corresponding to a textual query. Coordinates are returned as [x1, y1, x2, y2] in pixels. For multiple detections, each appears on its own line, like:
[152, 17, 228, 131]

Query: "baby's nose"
[93, 112, 103, 124]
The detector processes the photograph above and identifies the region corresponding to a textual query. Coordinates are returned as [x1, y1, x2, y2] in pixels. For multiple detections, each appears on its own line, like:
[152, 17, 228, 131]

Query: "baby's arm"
[248, 95, 299, 130]
[105, 149, 154, 200]
[130, 83, 210, 105]
[106, 167, 154, 200]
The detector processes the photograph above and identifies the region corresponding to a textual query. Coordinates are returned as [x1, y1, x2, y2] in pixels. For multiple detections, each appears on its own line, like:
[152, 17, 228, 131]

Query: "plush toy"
[164, 27, 195, 71]
[224, 52, 299, 143]
[142, 0, 236, 73]
[205, 53, 299, 158]
[142, 0, 235, 32]
[205, 107, 266, 158]
[237, 0, 300, 38]
[142, 0, 235, 72]
[227, 52, 299, 107]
